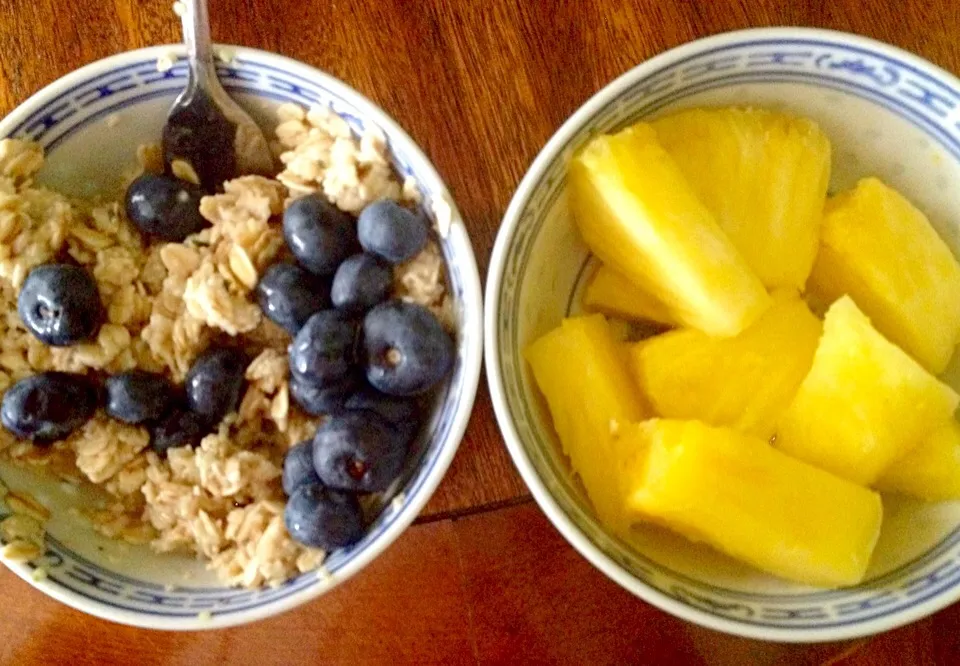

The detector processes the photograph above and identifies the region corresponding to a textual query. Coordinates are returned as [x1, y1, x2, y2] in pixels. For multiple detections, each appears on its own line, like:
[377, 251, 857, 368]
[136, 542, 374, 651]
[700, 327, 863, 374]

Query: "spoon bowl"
[163, 0, 273, 190]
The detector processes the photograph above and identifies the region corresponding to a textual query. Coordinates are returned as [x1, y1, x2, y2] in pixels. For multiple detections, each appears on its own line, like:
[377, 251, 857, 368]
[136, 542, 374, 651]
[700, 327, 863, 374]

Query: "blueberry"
[18, 264, 104, 346]
[185, 348, 247, 423]
[330, 253, 392, 314]
[125, 173, 206, 241]
[362, 300, 454, 396]
[256, 263, 330, 334]
[284, 483, 364, 550]
[282, 440, 321, 496]
[312, 411, 407, 492]
[288, 310, 358, 385]
[344, 387, 420, 444]
[150, 408, 208, 457]
[283, 194, 356, 276]
[289, 371, 360, 416]
[105, 370, 175, 424]
[357, 200, 428, 264]
[1, 372, 98, 442]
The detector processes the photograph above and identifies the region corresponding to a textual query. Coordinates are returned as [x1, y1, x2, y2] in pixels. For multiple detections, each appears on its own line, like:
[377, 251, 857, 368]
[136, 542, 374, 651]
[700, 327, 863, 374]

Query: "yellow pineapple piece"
[569, 123, 770, 337]
[628, 290, 821, 439]
[652, 107, 831, 290]
[808, 177, 960, 374]
[876, 421, 960, 501]
[625, 419, 882, 587]
[582, 264, 676, 326]
[777, 296, 959, 485]
[524, 314, 647, 532]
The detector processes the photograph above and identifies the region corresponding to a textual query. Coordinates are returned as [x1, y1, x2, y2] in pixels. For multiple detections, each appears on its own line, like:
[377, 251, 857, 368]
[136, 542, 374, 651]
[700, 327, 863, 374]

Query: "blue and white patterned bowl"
[485, 27, 960, 642]
[0, 45, 482, 629]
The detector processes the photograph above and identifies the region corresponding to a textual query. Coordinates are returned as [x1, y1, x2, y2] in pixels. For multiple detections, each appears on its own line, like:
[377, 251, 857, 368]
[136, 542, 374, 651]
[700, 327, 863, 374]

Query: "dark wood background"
[0, 0, 958, 663]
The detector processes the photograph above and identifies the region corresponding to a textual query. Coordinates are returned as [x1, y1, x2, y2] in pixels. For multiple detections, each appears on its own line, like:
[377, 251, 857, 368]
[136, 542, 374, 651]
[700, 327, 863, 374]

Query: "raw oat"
[6, 490, 51, 522]
[275, 104, 414, 213]
[430, 192, 453, 238]
[156, 52, 177, 73]
[3, 539, 41, 562]
[0, 513, 44, 544]
[394, 241, 455, 329]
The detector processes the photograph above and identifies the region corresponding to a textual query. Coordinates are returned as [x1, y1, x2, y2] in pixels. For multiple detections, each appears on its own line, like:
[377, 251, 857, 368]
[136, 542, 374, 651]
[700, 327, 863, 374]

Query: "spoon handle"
[180, 0, 217, 87]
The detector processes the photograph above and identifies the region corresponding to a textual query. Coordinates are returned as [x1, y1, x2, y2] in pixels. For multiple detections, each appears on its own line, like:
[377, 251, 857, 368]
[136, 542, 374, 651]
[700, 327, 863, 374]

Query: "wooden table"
[0, 0, 958, 663]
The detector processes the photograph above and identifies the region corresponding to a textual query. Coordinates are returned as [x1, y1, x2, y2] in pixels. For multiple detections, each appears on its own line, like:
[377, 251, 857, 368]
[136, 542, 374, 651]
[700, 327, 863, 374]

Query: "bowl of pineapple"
[485, 27, 960, 642]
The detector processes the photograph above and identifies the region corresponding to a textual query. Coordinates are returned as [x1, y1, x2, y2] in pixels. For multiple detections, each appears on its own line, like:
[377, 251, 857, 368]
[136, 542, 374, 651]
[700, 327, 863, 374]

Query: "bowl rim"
[0, 42, 484, 630]
[484, 25, 960, 643]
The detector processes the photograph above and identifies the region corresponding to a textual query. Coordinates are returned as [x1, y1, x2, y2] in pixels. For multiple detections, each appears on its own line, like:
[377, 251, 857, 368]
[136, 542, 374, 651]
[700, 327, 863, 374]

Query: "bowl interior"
[0, 46, 480, 627]
[492, 31, 960, 640]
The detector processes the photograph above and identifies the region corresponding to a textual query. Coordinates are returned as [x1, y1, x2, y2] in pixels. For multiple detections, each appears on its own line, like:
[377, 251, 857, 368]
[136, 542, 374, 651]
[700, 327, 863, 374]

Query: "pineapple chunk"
[525, 314, 647, 532]
[876, 421, 960, 501]
[626, 419, 882, 587]
[808, 177, 960, 374]
[569, 123, 770, 337]
[582, 264, 675, 326]
[652, 107, 831, 290]
[628, 290, 821, 439]
[777, 296, 959, 485]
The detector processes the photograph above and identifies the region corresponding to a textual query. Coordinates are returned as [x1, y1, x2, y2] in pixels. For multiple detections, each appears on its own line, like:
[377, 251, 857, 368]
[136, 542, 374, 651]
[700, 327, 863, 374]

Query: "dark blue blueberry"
[150, 408, 208, 457]
[284, 483, 364, 550]
[256, 263, 330, 334]
[0, 372, 98, 442]
[344, 387, 420, 444]
[18, 264, 104, 346]
[125, 173, 207, 241]
[289, 371, 359, 416]
[362, 300, 454, 396]
[282, 440, 321, 496]
[330, 253, 392, 314]
[288, 310, 357, 385]
[312, 411, 406, 493]
[185, 348, 247, 423]
[283, 194, 356, 276]
[105, 370, 175, 424]
[357, 200, 428, 264]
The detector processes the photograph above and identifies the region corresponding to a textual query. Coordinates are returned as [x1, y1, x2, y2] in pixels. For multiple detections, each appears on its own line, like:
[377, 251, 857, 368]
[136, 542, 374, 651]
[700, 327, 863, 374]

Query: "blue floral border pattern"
[497, 38, 960, 630]
[0, 55, 469, 617]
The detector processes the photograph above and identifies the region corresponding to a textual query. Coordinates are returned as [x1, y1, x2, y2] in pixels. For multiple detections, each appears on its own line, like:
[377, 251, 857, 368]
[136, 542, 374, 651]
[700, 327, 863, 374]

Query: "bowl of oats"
[0, 44, 481, 629]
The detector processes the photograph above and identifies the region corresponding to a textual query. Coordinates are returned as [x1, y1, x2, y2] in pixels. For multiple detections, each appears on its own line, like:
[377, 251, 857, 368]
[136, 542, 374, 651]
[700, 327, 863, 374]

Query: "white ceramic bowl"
[486, 27, 960, 642]
[0, 44, 483, 629]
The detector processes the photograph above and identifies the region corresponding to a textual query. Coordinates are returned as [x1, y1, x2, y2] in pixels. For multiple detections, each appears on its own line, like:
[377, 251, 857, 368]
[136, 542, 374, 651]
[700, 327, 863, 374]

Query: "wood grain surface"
[0, 0, 959, 663]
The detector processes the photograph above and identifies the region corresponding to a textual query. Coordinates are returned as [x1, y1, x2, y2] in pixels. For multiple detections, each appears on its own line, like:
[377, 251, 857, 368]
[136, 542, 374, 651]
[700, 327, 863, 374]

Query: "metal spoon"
[162, 0, 273, 192]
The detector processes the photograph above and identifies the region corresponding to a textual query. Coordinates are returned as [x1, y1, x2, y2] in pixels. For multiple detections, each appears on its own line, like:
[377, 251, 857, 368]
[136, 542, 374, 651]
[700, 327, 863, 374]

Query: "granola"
[0, 103, 450, 587]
